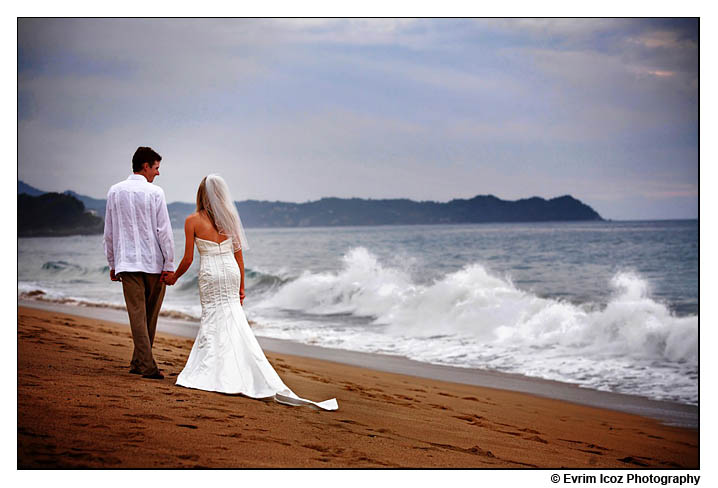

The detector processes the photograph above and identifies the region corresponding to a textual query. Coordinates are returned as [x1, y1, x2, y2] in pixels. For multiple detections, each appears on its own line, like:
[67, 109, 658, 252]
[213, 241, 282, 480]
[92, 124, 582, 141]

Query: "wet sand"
[18, 305, 698, 468]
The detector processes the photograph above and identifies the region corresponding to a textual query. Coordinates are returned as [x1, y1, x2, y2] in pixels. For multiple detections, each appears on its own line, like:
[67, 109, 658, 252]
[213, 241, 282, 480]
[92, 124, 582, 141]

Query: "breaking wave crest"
[261, 247, 697, 364]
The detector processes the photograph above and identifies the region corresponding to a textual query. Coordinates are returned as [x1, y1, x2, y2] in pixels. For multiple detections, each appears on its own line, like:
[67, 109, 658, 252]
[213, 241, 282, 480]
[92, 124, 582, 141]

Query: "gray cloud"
[18, 18, 697, 220]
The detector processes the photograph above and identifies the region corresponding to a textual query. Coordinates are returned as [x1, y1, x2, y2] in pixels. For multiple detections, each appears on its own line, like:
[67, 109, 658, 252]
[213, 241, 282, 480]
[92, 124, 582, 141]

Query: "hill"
[230, 194, 603, 227]
[18, 180, 604, 228]
[18, 193, 104, 237]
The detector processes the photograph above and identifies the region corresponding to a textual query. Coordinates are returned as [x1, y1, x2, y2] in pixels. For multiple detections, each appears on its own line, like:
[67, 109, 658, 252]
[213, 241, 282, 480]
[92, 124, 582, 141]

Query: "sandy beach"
[18, 305, 698, 468]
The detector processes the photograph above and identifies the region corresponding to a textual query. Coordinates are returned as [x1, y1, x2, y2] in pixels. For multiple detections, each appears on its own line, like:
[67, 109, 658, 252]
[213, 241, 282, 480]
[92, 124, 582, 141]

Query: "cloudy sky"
[18, 18, 698, 220]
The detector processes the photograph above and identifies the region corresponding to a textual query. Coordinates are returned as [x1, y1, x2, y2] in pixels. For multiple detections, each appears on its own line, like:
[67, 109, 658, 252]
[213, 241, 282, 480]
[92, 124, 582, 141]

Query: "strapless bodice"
[194, 236, 239, 310]
[195, 236, 234, 255]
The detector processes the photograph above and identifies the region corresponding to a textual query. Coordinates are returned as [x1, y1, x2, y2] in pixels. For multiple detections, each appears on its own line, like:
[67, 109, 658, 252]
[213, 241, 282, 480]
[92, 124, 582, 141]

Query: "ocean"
[18, 220, 698, 405]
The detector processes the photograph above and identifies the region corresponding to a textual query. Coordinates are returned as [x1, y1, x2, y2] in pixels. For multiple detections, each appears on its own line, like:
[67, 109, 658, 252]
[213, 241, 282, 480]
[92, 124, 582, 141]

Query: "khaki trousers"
[119, 272, 166, 375]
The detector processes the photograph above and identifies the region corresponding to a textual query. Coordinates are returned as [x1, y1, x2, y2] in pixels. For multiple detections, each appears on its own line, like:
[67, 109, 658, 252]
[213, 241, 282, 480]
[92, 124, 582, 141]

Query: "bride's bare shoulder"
[184, 212, 201, 231]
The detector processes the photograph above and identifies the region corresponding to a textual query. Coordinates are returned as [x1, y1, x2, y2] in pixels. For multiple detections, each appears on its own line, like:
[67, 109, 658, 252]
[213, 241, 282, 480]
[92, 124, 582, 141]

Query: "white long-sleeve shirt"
[103, 174, 175, 274]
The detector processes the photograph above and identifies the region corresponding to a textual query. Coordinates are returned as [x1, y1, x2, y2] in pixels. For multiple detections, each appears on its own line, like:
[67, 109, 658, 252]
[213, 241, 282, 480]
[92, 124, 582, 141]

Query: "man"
[103, 146, 175, 380]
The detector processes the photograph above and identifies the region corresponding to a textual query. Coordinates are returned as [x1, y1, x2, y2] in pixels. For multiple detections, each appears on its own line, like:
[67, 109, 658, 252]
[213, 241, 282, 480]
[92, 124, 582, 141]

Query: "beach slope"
[18, 306, 698, 468]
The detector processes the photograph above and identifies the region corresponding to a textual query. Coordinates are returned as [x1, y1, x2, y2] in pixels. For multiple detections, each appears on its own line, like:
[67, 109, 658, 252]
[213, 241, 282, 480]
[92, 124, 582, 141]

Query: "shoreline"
[19, 299, 698, 429]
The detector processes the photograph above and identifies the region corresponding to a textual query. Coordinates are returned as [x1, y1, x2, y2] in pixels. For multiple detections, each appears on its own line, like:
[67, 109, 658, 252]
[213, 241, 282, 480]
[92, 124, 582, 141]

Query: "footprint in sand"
[526, 435, 548, 444]
[126, 418, 150, 428]
[438, 392, 457, 398]
[637, 431, 665, 440]
[143, 414, 172, 421]
[192, 414, 219, 421]
[618, 456, 651, 467]
[560, 439, 609, 455]
[337, 419, 362, 425]
[453, 414, 485, 426]
[677, 441, 698, 448]
[429, 403, 452, 411]
[585, 443, 608, 451]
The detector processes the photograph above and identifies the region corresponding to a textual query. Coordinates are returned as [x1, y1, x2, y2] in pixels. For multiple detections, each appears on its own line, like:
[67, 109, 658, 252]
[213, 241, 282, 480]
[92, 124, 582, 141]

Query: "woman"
[166, 174, 337, 410]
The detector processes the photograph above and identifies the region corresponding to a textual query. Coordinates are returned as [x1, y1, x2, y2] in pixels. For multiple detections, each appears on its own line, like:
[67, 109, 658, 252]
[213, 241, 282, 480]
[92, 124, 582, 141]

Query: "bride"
[165, 174, 337, 410]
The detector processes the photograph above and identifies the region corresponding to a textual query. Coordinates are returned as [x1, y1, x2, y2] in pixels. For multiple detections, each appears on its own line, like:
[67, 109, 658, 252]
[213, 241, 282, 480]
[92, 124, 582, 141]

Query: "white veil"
[204, 174, 249, 252]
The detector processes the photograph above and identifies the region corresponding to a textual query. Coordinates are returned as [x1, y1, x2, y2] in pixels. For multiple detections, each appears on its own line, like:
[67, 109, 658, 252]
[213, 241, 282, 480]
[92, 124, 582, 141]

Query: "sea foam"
[261, 247, 697, 364]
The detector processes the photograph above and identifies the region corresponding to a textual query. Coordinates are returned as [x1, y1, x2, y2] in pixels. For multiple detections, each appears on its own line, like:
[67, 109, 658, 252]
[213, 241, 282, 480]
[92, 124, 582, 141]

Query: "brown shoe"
[129, 368, 142, 375]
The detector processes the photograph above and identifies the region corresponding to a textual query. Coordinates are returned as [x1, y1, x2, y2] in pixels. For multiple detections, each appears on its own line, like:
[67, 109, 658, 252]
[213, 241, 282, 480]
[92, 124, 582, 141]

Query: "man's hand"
[110, 269, 121, 282]
[161, 271, 176, 285]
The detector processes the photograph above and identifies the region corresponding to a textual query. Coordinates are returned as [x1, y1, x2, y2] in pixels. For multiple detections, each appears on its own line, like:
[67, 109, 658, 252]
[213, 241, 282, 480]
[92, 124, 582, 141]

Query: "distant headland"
[18, 192, 104, 237]
[18, 180, 603, 233]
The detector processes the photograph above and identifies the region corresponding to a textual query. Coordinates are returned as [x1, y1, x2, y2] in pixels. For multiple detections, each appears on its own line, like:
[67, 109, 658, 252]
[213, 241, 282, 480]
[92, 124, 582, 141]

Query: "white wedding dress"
[176, 237, 338, 410]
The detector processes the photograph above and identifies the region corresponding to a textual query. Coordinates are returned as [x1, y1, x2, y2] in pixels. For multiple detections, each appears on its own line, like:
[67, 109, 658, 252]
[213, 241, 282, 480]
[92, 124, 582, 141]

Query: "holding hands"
[113, 269, 177, 285]
[161, 271, 177, 286]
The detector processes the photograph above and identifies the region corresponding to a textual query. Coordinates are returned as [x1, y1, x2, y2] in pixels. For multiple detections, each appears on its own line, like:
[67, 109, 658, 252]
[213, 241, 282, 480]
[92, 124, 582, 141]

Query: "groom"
[103, 146, 175, 379]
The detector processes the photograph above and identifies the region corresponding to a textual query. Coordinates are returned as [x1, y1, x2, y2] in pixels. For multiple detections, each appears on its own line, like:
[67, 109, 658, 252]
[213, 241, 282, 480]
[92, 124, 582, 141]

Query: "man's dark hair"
[132, 147, 162, 173]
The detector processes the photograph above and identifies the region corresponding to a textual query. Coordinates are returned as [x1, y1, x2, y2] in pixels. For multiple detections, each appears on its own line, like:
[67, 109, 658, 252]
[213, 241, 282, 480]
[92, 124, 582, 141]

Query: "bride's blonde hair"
[196, 176, 217, 229]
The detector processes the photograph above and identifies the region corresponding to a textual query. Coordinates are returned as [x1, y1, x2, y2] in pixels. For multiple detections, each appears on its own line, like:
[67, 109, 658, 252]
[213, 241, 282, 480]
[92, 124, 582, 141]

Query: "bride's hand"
[162, 271, 177, 286]
[240, 288, 245, 305]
